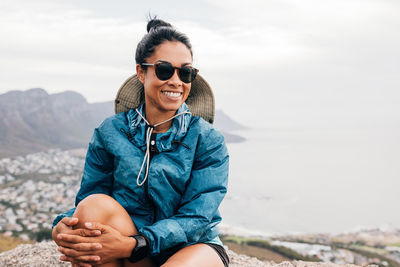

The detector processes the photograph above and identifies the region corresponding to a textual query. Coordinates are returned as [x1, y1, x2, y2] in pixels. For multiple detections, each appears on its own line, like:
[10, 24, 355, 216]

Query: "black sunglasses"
[141, 61, 199, 83]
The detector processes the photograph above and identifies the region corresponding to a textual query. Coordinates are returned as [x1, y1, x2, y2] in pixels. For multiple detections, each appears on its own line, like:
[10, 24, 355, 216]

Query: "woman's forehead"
[149, 41, 192, 65]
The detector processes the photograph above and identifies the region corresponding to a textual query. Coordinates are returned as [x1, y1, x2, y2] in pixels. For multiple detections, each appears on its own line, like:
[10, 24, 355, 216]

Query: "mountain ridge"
[0, 88, 245, 158]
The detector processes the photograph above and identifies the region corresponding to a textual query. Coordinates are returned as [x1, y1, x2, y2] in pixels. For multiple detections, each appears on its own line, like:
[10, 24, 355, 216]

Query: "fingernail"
[94, 256, 100, 261]
[57, 234, 63, 240]
[57, 247, 61, 252]
[94, 230, 101, 235]
[95, 243, 102, 249]
[60, 255, 66, 260]
[85, 222, 92, 228]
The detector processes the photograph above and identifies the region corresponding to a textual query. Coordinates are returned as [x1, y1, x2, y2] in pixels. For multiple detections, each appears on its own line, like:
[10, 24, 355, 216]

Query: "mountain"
[214, 110, 247, 132]
[0, 88, 113, 158]
[214, 110, 247, 143]
[0, 88, 245, 158]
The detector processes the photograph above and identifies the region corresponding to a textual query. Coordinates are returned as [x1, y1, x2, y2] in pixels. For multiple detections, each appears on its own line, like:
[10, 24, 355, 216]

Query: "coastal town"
[0, 149, 84, 241]
[0, 149, 400, 267]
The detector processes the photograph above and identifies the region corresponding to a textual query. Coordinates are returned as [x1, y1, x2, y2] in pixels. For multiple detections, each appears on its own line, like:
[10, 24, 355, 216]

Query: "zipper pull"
[150, 133, 157, 153]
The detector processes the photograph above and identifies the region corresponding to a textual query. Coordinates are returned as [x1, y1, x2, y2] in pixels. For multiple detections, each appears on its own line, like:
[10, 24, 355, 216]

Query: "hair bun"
[146, 19, 172, 33]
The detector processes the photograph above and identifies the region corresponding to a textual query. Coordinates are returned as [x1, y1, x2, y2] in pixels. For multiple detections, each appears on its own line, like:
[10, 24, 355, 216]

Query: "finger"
[84, 222, 107, 232]
[75, 255, 101, 262]
[56, 239, 79, 249]
[55, 218, 79, 237]
[59, 245, 101, 259]
[61, 217, 79, 227]
[57, 233, 92, 243]
[71, 242, 102, 251]
[58, 246, 83, 257]
[56, 228, 100, 243]
[54, 219, 71, 234]
[73, 227, 101, 237]
[60, 254, 74, 262]
[63, 241, 102, 251]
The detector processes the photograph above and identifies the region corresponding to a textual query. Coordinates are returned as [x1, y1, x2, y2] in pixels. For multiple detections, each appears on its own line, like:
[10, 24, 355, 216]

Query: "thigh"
[161, 243, 224, 267]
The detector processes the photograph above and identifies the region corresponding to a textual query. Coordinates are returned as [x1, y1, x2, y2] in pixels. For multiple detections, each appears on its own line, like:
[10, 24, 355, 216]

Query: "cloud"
[0, 0, 144, 101]
[0, 0, 399, 128]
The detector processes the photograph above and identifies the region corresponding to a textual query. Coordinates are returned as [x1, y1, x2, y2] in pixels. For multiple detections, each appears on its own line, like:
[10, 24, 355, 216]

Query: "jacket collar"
[126, 102, 192, 152]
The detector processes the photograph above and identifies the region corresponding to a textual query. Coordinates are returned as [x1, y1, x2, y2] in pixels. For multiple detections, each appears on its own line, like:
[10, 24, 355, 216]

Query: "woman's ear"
[136, 64, 145, 84]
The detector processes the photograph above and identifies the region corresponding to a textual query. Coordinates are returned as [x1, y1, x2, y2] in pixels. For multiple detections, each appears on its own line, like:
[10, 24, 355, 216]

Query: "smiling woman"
[51, 18, 229, 267]
[137, 41, 194, 128]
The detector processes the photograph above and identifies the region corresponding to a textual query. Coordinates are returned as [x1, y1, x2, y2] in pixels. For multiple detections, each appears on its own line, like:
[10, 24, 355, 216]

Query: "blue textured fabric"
[52, 102, 229, 258]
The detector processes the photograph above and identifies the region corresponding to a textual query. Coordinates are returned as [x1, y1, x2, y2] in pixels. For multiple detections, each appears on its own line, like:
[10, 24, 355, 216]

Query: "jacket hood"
[126, 102, 192, 152]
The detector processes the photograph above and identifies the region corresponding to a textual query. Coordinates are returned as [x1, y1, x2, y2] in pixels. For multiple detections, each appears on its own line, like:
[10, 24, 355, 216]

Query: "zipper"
[144, 132, 157, 223]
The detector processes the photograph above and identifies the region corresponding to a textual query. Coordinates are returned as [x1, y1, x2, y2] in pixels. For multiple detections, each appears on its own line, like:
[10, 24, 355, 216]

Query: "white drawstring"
[135, 109, 191, 186]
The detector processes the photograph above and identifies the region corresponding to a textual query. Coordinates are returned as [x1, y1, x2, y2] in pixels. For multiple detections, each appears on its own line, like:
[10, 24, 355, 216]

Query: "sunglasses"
[141, 62, 199, 83]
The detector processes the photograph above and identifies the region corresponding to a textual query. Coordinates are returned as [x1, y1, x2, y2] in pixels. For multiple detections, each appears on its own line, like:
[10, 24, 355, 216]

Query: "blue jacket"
[53, 103, 229, 257]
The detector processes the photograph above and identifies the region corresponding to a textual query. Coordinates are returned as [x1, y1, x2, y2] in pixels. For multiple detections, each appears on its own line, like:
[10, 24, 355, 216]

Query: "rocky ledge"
[0, 241, 373, 267]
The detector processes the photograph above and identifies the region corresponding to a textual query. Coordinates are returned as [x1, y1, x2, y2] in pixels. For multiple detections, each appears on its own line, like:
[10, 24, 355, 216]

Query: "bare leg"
[160, 244, 224, 267]
[73, 194, 155, 267]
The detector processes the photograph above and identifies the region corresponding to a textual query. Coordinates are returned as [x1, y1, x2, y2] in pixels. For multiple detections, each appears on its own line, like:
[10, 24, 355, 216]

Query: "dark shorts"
[206, 243, 230, 267]
[150, 243, 230, 266]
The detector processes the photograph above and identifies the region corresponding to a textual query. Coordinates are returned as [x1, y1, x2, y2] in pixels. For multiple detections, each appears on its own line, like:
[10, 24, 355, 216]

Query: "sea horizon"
[221, 126, 400, 236]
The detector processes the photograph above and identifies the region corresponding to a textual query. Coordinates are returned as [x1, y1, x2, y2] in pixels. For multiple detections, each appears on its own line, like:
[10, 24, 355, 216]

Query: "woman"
[52, 18, 229, 267]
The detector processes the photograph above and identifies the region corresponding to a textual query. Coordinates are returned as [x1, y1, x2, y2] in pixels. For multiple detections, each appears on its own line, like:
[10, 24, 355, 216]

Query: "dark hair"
[135, 18, 193, 67]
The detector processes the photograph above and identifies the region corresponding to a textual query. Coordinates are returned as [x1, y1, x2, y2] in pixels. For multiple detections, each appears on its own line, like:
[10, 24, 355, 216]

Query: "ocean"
[219, 126, 400, 236]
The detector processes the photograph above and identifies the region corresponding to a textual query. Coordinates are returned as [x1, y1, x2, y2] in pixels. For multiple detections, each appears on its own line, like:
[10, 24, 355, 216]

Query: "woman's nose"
[167, 69, 182, 87]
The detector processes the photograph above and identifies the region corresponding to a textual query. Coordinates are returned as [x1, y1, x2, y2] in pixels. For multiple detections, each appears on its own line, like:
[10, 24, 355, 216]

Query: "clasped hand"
[52, 217, 129, 267]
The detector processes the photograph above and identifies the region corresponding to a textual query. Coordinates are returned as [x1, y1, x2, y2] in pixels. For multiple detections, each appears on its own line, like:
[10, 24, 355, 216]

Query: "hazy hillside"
[0, 88, 245, 158]
[0, 88, 112, 158]
[214, 109, 247, 132]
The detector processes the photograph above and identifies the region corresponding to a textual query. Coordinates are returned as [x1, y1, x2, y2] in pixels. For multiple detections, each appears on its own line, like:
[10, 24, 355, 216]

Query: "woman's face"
[137, 41, 193, 115]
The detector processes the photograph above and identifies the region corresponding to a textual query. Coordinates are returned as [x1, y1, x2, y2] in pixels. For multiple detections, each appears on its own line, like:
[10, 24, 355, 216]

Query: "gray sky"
[1, 0, 399, 128]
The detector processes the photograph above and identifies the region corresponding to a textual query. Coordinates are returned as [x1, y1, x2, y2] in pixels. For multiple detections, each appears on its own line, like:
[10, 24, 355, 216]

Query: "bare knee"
[73, 194, 136, 236]
[74, 194, 116, 222]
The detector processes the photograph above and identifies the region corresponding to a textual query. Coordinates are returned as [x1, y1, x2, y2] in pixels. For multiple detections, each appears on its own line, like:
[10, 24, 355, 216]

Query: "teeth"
[162, 91, 181, 97]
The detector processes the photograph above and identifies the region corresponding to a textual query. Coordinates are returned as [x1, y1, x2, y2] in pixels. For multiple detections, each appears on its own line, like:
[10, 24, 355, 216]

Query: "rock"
[0, 241, 68, 266]
[227, 249, 372, 267]
[0, 241, 376, 267]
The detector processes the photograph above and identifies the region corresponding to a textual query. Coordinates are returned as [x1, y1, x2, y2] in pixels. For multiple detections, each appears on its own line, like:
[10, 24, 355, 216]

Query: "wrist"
[128, 234, 150, 263]
[121, 235, 137, 258]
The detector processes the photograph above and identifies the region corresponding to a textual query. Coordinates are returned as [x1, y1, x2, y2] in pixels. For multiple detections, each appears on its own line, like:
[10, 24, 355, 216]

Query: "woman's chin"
[159, 99, 186, 111]
[155, 102, 184, 113]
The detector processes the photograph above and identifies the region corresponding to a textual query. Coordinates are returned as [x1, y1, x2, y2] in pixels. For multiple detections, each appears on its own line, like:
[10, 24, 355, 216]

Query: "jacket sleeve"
[139, 129, 229, 257]
[52, 127, 114, 228]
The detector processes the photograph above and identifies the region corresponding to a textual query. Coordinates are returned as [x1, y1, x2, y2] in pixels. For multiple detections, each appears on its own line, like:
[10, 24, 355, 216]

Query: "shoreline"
[219, 223, 400, 240]
[219, 225, 400, 266]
